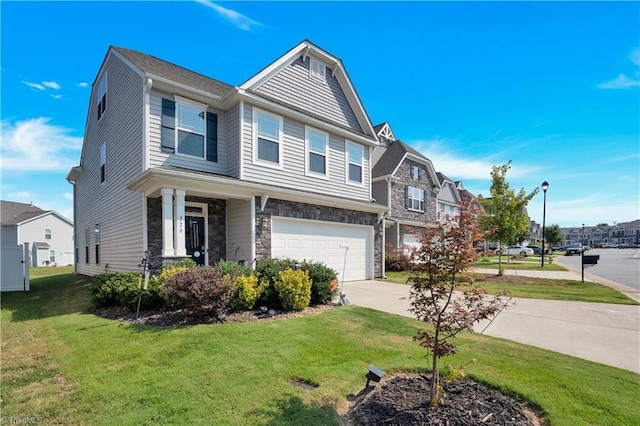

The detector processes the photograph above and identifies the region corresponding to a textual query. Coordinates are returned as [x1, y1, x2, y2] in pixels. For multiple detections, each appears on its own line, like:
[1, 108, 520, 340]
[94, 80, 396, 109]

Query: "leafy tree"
[407, 204, 510, 406]
[543, 224, 563, 249]
[477, 162, 538, 275]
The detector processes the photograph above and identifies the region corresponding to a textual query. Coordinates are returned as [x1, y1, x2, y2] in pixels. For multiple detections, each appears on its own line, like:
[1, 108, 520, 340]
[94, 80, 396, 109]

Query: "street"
[554, 248, 640, 290]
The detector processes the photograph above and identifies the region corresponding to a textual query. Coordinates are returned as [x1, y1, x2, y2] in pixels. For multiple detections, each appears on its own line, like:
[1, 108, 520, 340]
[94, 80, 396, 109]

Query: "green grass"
[473, 255, 567, 271]
[2, 268, 639, 425]
[384, 271, 639, 305]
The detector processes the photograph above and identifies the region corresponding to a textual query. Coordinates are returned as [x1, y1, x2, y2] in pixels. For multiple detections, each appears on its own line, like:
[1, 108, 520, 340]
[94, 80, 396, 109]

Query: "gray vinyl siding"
[74, 53, 145, 276]
[226, 199, 252, 264]
[255, 56, 363, 133]
[226, 103, 241, 178]
[147, 90, 228, 175]
[439, 183, 458, 203]
[372, 181, 389, 207]
[241, 104, 370, 202]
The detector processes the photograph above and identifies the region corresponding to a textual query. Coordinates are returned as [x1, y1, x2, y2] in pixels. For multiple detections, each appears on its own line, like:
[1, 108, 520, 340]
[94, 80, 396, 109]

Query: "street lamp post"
[581, 223, 585, 283]
[541, 181, 549, 267]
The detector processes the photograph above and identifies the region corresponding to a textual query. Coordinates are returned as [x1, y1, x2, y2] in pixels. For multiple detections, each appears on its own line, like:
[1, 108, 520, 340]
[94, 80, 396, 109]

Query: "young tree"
[477, 161, 539, 275]
[544, 224, 563, 250]
[407, 203, 510, 406]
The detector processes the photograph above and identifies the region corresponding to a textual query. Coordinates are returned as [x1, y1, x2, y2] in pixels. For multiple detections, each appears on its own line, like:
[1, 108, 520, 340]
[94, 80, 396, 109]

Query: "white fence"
[1, 243, 30, 292]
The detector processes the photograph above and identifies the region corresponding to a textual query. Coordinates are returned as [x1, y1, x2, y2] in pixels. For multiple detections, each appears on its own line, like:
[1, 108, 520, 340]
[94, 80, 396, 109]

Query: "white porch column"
[174, 189, 186, 256]
[161, 188, 175, 257]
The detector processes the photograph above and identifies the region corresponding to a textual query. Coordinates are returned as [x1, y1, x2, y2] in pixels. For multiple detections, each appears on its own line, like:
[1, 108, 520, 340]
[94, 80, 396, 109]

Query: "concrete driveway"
[340, 280, 640, 373]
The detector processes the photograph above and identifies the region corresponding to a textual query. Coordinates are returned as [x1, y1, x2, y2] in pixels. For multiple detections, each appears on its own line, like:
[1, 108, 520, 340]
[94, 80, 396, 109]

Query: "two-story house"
[370, 123, 440, 254]
[435, 172, 461, 220]
[67, 40, 388, 281]
[0, 200, 74, 267]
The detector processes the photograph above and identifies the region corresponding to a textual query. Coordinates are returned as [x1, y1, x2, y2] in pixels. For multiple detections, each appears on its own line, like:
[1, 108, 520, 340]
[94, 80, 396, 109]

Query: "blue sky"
[1, 1, 639, 228]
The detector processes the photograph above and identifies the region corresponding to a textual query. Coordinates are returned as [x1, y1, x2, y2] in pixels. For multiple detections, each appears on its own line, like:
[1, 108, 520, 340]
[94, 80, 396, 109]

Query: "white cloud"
[8, 191, 32, 201]
[43, 81, 61, 90]
[51, 94, 63, 100]
[63, 192, 73, 201]
[0, 118, 82, 171]
[77, 82, 89, 88]
[597, 73, 640, 89]
[22, 81, 45, 91]
[194, 0, 262, 31]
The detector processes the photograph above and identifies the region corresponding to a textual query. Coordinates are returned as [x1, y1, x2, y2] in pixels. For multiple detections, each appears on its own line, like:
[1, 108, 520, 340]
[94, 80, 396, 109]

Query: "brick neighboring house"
[0, 200, 74, 266]
[370, 122, 441, 256]
[67, 40, 389, 281]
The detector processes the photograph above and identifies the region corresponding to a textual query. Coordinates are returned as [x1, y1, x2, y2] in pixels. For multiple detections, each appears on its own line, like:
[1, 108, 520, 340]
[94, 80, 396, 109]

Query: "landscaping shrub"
[162, 266, 234, 315]
[254, 257, 299, 309]
[300, 260, 338, 304]
[385, 247, 410, 271]
[90, 272, 163, 310]
[274, 268, 311, 311]
[230, 274, 267, 311]
[217, 259, 252, 277]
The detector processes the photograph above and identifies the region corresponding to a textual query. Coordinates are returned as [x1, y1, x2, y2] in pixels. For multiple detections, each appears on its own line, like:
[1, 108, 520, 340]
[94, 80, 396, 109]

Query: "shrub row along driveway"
[341, 278, 640, 373]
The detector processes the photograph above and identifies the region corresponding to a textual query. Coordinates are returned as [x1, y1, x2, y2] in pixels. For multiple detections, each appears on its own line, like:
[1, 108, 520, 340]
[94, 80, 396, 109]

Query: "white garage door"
[271, 218, 373, 281]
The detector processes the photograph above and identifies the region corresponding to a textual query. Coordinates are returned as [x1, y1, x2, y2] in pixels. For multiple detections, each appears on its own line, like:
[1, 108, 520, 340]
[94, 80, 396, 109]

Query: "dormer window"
[310, 58, 326, 82]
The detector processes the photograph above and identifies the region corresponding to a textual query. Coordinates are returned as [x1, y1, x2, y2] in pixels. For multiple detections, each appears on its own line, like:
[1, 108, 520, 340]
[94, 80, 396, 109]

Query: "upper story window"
[97, 73, 107, 121]
[310, 58, 326, 82]
[45, 228, 52, 239]
[100, 143, 106, 183]
[408, 186, 425, 211]
[346, 141, 363, 184]
[161, 97, 218, 162]
[411, 165, 420, 179]
[254, 109, 283, 167]
[306, 127, 328, 177]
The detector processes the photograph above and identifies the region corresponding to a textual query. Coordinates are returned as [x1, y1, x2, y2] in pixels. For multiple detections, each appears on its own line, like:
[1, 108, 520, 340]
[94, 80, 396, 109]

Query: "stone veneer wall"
[255, 197, 384, 278]
[390, 159, 438, 223]
[146, 196, 226, 272]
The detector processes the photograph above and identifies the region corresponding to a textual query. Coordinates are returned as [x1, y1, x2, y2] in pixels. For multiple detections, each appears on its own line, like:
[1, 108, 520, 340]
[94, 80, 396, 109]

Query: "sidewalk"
[341, 279, 640, 373]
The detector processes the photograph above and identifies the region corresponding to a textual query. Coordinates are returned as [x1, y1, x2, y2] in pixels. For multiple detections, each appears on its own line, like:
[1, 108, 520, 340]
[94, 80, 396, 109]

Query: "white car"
[500, 245, 534, 257]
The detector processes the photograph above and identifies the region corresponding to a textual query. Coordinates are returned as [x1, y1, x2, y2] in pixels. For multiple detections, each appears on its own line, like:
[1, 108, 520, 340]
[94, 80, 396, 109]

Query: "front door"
[185, 216, 205, 265]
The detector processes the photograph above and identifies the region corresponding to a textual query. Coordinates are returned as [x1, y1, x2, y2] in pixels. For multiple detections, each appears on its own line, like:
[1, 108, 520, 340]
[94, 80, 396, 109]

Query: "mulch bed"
[345, 374, 542, 426]
[91, 304, 334, 326]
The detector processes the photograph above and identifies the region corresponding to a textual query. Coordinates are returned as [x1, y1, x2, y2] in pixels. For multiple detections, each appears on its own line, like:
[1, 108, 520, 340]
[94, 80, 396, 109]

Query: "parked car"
[603, 243, 618, 248]
[526, 245, 550, 255]
[500, 245, 535, 257]
[565, 243, 584, 256]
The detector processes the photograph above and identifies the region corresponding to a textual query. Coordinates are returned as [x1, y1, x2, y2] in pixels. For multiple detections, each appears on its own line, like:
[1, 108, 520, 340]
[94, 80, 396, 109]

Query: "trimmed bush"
[300, 260, 338, 305]
[385, 247, 410, 272]
[274, 268, 311, 311]
[230, 274, 267, 311]
[90, 272, 163, 310]
[162, 266, 234, 315]
[217, 259, 252, 277]
[254, 257, 299, 309]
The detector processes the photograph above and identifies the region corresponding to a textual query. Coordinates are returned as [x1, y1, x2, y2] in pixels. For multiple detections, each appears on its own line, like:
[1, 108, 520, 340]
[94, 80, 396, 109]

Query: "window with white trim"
[306, 127, 328, 176]
[408, 186, 425, 211]
[49, 250, 56, 264]
[100, 143, 106, 183]
[45, 228, 52, 239]
[254, 109, 283, 166]
[411, 165, 420, 179]
[310, 58, 326, 82]
[177, 101, 206, 158]
[347, 142, 363, 184]
[97, 73, 107, 121]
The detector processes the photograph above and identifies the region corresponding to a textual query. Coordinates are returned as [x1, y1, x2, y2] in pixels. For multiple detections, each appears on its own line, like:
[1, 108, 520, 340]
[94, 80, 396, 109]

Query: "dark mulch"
[91, 304, 334, 326]
[345, 374, 541, 426]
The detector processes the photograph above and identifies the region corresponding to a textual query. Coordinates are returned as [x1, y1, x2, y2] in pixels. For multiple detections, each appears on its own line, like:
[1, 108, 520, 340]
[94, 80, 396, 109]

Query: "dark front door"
[186, 216, 205, 265]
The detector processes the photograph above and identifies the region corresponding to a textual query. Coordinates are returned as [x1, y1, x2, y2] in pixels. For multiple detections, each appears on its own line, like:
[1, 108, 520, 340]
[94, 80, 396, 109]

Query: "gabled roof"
[436, 172, 462, 204]
[0, 200, 72, 226]
[111, 46, 235, 99]
[372, 140, 441, 190]
[373, 122, 396, 142]
[239, 39, 377, 141]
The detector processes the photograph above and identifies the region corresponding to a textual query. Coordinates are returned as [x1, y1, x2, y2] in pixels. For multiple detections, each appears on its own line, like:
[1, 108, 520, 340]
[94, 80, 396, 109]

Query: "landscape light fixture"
[541, 181, 549, 267]
[365, 365, 385, 388]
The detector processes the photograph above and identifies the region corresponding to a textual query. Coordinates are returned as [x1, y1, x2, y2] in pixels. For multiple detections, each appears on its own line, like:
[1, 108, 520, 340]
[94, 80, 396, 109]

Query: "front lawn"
[384, 271, 638, 305]
[473, 255, 567, 271]
[1, 268, 638, 425]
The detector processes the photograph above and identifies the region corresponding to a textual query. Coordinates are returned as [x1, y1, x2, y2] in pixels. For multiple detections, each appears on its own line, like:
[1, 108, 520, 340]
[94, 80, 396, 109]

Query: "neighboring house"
[609, 220, 640, 245]
[435, 172, 461, 220]
[67, 40, 388, 281]
[371, 122, 441, 255]
[0, 200, 74, 266]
